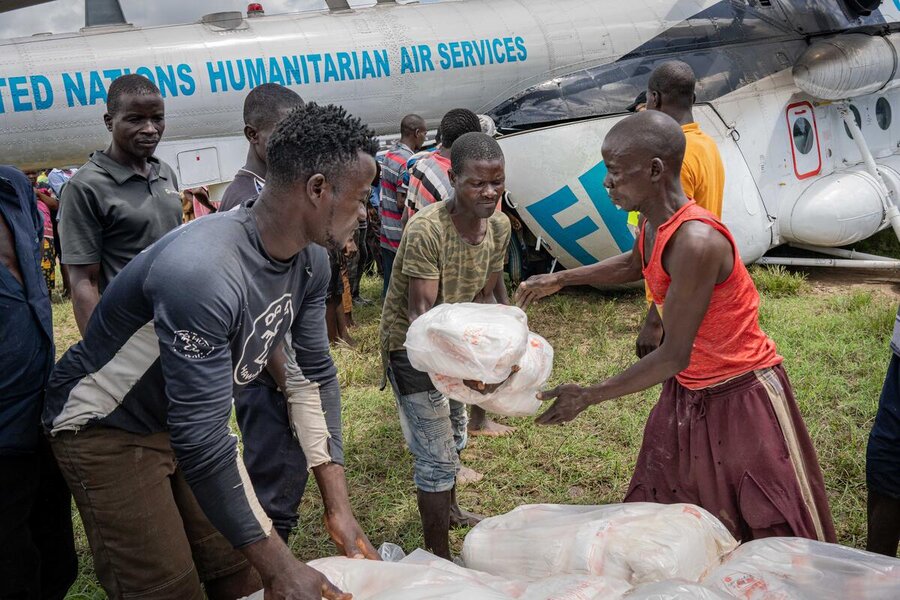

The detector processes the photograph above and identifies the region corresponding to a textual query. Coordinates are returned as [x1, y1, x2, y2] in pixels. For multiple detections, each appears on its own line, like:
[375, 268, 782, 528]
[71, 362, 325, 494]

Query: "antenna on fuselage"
[85, 0, 126, 27]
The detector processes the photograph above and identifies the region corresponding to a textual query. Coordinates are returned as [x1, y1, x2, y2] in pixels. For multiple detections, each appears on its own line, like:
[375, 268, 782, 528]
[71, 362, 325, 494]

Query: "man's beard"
[323, 203, 343, 252]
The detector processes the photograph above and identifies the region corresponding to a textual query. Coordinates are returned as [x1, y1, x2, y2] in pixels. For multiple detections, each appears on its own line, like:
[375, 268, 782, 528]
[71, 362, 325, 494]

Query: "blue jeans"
[234, 379, 344, 540]
[387, 358, 467, 493]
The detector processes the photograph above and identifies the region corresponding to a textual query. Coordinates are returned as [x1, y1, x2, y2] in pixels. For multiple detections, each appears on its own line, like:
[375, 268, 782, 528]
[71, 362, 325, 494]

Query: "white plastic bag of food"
[404, 303, 529, 384]
[402, 549, 633, 600]
[309, 555, 516, 599]
[431, 333, 553, 417]
[624, 580, 733, 599]
[517, 574, 633, 600]
[462, 503, 738, 586]
[704, 537, 900, 599]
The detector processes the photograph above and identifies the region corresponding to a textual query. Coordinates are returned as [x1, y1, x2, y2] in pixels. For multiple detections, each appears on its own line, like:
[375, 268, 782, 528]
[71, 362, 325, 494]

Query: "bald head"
[400, 113, 425, 135]
[600, 112, 686, 213]
[647, 60, 696, 115]
[604, 111, 686, 173]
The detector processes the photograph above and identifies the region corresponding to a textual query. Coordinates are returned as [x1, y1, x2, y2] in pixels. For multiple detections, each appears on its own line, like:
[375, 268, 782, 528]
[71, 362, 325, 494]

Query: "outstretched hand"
[534, 384, 593, 425]
[516, 274, 563, 309]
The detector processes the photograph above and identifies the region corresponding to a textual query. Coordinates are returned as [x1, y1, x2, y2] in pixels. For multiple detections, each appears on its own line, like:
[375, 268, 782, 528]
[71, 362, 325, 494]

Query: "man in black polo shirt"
[59, 74, 182, 334]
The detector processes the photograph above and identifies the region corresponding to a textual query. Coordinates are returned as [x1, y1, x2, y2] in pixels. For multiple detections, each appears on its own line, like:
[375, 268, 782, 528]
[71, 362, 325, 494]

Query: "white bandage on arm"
[280, 335, 332, 470]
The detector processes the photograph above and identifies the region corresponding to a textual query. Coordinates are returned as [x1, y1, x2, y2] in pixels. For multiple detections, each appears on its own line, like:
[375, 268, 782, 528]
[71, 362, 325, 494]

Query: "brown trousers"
[51, 428, 251, 599]
[626, 364, 836, 543]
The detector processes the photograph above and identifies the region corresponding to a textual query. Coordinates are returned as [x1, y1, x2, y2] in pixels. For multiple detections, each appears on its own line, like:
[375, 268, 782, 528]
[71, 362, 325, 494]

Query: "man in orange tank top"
[517, 111, 835, 543]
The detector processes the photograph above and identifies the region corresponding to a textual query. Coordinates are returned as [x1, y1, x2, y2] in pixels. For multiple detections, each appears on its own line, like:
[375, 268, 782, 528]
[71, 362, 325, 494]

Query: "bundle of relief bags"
[241, 501, 900, 599]
[403, 303, 553, 417]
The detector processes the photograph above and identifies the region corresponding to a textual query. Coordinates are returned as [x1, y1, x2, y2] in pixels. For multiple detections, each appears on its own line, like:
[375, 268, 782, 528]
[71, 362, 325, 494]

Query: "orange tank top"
[639, 201, 782, 389]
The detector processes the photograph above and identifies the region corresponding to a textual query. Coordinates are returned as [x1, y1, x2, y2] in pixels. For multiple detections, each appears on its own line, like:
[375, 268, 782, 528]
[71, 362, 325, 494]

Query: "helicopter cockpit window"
[792, 117, 814, 155]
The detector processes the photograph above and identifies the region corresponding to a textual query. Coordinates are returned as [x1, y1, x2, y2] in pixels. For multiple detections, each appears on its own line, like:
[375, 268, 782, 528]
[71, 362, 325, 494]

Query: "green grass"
[749, 264, 807, 298]
[54, 273, 897, 598]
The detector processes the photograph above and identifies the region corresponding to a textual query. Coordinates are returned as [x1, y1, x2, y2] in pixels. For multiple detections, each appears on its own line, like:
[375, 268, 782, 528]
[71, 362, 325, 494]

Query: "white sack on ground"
[624, 580, 733, 599]
[402, 549, 633, 599]
[309, 555, 515, 599]
[431, 332, 553, 417]
[704, 537, 900, 600]
[404, 303, 529, 384]
[462, 503, 738, 585]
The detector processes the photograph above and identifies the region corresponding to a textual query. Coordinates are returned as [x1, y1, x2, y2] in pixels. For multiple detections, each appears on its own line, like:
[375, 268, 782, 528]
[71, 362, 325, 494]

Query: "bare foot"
[469, 405, 516, 437]
[456, 465, 484, 486]
[450, 503, 484, 528]
[468, 418, 516, 437]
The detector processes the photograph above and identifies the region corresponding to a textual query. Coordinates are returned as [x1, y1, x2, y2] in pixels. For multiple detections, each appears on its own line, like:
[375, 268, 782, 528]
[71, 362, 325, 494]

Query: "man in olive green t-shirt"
[379, 132, 511, 559]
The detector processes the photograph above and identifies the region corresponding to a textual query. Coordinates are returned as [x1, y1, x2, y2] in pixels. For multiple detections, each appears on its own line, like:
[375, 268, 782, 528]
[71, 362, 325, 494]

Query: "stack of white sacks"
[243, 502, 900, 599]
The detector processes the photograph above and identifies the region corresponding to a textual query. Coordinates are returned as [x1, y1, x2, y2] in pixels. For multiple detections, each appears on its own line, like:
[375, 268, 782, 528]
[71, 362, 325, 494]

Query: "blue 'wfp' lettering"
[526, 162, 632, 265]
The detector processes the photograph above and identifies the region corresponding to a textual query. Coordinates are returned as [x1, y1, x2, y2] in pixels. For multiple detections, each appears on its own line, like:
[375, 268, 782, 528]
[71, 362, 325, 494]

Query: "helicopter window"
[843, 104, 862, 138]
[792, 117, 814, 155]
[876, 97, 892, 131]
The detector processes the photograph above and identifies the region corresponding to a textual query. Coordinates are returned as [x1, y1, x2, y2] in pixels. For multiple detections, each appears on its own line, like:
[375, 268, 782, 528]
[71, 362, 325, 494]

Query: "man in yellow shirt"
[635, 60, 725, 357]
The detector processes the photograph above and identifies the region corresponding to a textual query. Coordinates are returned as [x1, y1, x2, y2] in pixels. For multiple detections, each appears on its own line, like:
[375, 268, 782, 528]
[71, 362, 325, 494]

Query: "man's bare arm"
[517, 237, 643, 308]
[536, 221, 732, 424]
[69, 263, 101, 336]
[264, 351, 379, 560]
[408, 277, 439, 323]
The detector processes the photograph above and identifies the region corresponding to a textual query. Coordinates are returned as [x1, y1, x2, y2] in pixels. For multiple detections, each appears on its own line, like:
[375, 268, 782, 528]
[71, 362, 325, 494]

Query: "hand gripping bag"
[430, 332, 553, 417]
[404, 303, 529, 384]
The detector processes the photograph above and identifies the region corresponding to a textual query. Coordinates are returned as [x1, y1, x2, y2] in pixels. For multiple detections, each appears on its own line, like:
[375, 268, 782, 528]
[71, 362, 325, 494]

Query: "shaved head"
[604, 110, 686, 174]
[648, 60, 696, 110]
[400, 113, 426, 135]
[601, 111, 686, 213]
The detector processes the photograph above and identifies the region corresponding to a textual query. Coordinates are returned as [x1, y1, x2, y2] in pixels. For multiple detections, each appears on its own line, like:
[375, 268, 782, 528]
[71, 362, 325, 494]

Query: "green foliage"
[750, 264, 808, 298]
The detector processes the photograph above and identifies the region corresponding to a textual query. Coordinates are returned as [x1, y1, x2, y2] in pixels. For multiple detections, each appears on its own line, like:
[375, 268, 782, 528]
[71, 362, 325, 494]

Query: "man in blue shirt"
[0, 165, 76, 600]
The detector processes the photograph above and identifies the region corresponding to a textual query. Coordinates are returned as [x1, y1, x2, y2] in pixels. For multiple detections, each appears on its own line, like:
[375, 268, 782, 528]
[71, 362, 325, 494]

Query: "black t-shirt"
[218, 170, 264, 213]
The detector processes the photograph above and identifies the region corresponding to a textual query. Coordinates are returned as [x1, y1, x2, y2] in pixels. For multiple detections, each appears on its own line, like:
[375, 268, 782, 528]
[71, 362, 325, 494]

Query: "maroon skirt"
[625, 364, 836, 543]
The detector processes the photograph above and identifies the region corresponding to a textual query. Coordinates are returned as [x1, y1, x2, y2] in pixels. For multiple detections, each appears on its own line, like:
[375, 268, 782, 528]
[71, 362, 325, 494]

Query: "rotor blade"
[0, 0, 54, 13]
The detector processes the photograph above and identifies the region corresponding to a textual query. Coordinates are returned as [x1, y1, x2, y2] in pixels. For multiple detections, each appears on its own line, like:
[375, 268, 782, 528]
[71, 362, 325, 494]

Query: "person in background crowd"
[634, 61, 726, 359]
[379, 113, 427, 297]
[404, 108, 480, 217]
[59, 74, 182, 335]
[218, 83, 303, 213]
[0, 165, 77, 600]
[186, 186, 217, 219]
[32, 179, 58, 292]
[48, 168, 76, 297]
